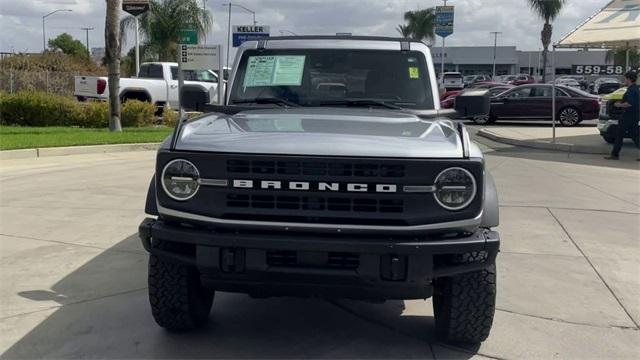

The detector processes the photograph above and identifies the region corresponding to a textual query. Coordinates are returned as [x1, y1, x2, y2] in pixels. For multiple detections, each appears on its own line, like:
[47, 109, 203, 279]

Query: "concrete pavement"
[475, 122, 639, 156]
[1, 144, 639, 358]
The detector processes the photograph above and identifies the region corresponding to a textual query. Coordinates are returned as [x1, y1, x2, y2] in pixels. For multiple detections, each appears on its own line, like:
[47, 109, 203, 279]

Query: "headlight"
[161, 159, 200, 201]
[433, 167, 477, 211]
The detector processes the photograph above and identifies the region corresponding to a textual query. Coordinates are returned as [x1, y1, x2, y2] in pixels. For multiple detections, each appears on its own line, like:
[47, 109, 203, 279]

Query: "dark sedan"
[471, 84, 600, 126]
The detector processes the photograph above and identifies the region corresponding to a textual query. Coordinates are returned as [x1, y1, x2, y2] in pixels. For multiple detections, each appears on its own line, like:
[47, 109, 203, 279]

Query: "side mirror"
[454, 89, 490, 117]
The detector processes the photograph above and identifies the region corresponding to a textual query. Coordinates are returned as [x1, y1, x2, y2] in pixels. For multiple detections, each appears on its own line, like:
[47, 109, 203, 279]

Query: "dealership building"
[431, 46, 609, 76]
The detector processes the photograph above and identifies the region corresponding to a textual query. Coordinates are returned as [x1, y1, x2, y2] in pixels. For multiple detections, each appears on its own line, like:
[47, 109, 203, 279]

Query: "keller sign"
[233, 25, 270, 47]
[122, 0, 150, 17]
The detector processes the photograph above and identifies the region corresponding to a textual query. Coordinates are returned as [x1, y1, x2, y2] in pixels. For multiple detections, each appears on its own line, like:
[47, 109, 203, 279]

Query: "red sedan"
[508, 74, 536, 86]
[471, 84, 600, 126]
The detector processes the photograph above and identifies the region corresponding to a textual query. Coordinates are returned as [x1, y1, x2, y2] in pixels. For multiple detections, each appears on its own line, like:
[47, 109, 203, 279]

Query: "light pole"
[440, 0, 448, 77]
[279, 30, 298, 36]
[43, 9, 73, 51]
[223, 3, 257, 70]
[81, 27, 94, 58]
[490, 31, 501, 79]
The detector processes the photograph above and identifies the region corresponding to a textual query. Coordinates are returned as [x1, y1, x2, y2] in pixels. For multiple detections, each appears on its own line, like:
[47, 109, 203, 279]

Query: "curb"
[0, 143, 161, 160]
[476, 129, 610, 155]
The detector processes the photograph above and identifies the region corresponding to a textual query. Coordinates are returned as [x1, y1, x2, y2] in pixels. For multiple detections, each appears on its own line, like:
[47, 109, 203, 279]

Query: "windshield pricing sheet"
[244, 56, 306, 87]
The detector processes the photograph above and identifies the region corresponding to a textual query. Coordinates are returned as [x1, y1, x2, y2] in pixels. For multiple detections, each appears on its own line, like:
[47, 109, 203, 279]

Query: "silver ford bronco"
[139, 36, 500, 344]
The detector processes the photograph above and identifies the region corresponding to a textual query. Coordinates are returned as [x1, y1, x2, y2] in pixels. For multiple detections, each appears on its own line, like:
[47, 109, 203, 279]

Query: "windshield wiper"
[318, 98, 402, 110]
[232, 97, 299, 107]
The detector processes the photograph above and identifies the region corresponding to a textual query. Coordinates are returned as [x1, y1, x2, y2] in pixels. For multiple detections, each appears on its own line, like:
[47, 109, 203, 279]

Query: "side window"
[507, 87, 532, 98]
[556, 89, 569, 97]
[140, 64, 163, 79]
[532, 87, 552, 97]
[171, 67, 178, 80]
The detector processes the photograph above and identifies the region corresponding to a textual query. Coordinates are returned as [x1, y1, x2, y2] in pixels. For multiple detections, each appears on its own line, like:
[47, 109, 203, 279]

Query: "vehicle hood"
[174, 108, 465, 158]
[602, 87, 627, 100]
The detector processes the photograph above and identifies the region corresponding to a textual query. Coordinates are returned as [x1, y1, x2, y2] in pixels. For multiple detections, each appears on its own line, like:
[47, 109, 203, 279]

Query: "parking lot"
[0, 131, 638, 359]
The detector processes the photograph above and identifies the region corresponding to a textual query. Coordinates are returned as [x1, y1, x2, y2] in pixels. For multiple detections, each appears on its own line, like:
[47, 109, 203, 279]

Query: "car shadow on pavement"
[3, 234, 478, 359]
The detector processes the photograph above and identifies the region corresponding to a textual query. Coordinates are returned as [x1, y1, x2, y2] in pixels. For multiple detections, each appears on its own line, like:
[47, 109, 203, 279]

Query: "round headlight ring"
[161, 159, 200, 201]
[433, 167, 477, 211]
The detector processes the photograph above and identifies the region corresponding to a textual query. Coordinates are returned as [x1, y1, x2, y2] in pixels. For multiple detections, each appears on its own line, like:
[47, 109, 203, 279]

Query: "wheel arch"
[145, 175, 159, 216]
[120, 88, 152, 103]
[481, 172, 499, 228]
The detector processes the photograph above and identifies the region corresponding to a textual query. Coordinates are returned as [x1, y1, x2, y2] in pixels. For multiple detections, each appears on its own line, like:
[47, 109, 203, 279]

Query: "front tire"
[558, 107, 581, 127]
[148, 240, 214, 331]
[433, 252, 496, 344]
[471, 113, 496, 125]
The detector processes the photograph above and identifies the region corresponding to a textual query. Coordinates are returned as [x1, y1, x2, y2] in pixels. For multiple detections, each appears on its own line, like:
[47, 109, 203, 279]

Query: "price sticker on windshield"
[408, 67, 420, 79]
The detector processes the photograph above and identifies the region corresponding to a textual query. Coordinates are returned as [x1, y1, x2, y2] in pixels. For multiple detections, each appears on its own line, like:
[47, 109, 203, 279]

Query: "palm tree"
[396, 25, 412, 39]
[403, 9, 436, 45]
[528, 0, 566, 82]
[105, 0, 122, 132]
[121, 0, 212, 62]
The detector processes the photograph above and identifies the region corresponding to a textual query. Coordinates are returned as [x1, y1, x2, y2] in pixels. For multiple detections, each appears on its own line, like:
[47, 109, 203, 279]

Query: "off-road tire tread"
[434, 251, 496, 344]
[148, 240, 213, 331]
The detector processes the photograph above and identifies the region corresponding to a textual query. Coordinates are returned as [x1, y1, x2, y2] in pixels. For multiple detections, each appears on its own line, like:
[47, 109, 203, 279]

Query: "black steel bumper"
[139, 218, 500, 300]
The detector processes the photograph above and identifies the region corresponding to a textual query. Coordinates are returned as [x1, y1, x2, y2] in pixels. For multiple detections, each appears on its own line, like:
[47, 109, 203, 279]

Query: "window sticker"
[408, 67, 420, 79]
[243, 55, 306, 87]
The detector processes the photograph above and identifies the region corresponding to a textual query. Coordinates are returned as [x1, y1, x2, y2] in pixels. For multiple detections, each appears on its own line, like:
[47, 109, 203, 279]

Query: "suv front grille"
[266, 250, 359, 269]
[227, 194, 404, 213]
[227, 160, 405, 178]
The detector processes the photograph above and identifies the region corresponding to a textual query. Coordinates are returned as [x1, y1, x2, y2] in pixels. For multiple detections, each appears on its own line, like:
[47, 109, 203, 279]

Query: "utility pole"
[490, 31, 501, 79]
[81, 27, 94, 58]
[226, 3, 231, 72]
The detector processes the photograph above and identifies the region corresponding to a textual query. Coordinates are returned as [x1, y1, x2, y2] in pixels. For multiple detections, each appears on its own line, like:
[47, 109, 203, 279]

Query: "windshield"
[229, 49, 435, 109]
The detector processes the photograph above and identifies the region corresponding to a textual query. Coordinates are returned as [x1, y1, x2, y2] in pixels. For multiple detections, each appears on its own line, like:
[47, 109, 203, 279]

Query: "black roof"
[264, 35, 423, 43]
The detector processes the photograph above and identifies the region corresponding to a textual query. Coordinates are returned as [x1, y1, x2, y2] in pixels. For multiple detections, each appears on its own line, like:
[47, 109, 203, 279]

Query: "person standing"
[606, 70, 639, 160]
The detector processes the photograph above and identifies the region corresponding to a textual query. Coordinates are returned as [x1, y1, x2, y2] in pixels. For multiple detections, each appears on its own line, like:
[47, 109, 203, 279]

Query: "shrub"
[122, 100, 156, 127]
[0, 91, 157, 128]
[78, 101, 109, 128]
[162, 105, 179, 127]
[0, 91, 80, 126]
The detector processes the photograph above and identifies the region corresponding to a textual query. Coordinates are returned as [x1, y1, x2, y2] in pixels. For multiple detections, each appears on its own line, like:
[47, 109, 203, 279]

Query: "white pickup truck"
[74, 62, 222, 111]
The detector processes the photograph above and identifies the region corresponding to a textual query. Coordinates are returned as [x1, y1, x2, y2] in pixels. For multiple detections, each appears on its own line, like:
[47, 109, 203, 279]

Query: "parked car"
[471, 84, 600, 126]
[439, 71, 464, 90]
[471, 82, 511, 89]
[557, 75, 588, 90]
[440, 90, 461, 108]
[552, 78, 582, 89]
[139, 36, 500, 345]
[499, 75, 517, 84]
[597, 87, 639, 145]
[508, 74, 536, 86]
[464, 74, 492, 87]
[74, 62, 222, 112]
[592, 77, 621, 95]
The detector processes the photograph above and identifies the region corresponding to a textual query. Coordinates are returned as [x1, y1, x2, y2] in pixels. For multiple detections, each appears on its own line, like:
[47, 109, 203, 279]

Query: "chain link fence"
[0, 69, 80, 96]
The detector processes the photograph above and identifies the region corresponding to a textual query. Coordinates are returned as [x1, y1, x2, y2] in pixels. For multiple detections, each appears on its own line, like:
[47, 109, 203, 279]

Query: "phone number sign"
[572, 65, 624, 75]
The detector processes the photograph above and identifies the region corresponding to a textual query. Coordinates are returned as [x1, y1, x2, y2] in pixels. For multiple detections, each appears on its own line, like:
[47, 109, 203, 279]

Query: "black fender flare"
[145, 175, 159, 216]
[481, 172, 499, 228]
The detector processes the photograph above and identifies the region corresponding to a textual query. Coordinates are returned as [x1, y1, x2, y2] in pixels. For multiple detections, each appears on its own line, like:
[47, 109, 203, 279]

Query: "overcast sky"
[0, 0, 607, 55]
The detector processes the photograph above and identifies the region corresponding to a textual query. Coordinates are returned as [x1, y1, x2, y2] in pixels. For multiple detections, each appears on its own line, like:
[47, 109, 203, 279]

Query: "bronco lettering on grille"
[232, 180, 398, 193]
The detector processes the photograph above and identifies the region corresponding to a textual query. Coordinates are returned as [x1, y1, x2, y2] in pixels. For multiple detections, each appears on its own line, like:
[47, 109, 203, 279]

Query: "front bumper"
[139, 218, 500, 300]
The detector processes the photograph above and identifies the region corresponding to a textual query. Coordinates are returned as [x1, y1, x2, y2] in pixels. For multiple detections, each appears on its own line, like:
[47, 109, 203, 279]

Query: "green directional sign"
[178, 29, 198, 45]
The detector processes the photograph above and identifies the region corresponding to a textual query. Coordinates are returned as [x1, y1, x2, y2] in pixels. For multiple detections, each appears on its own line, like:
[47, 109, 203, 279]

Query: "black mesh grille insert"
[266, 250, 359, 269]
[226, 194, 403, 213]
[227, 160, 405, 178]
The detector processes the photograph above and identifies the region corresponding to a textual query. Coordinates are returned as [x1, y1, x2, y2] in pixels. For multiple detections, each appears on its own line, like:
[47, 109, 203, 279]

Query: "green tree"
[606, 49, 640, 70]
[48, 33, 88, 58]
[396, 25, 412, 38]
[402, 9, 436, 44]
[527, 0, 566, 82]
[121, 0, 212, 62]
